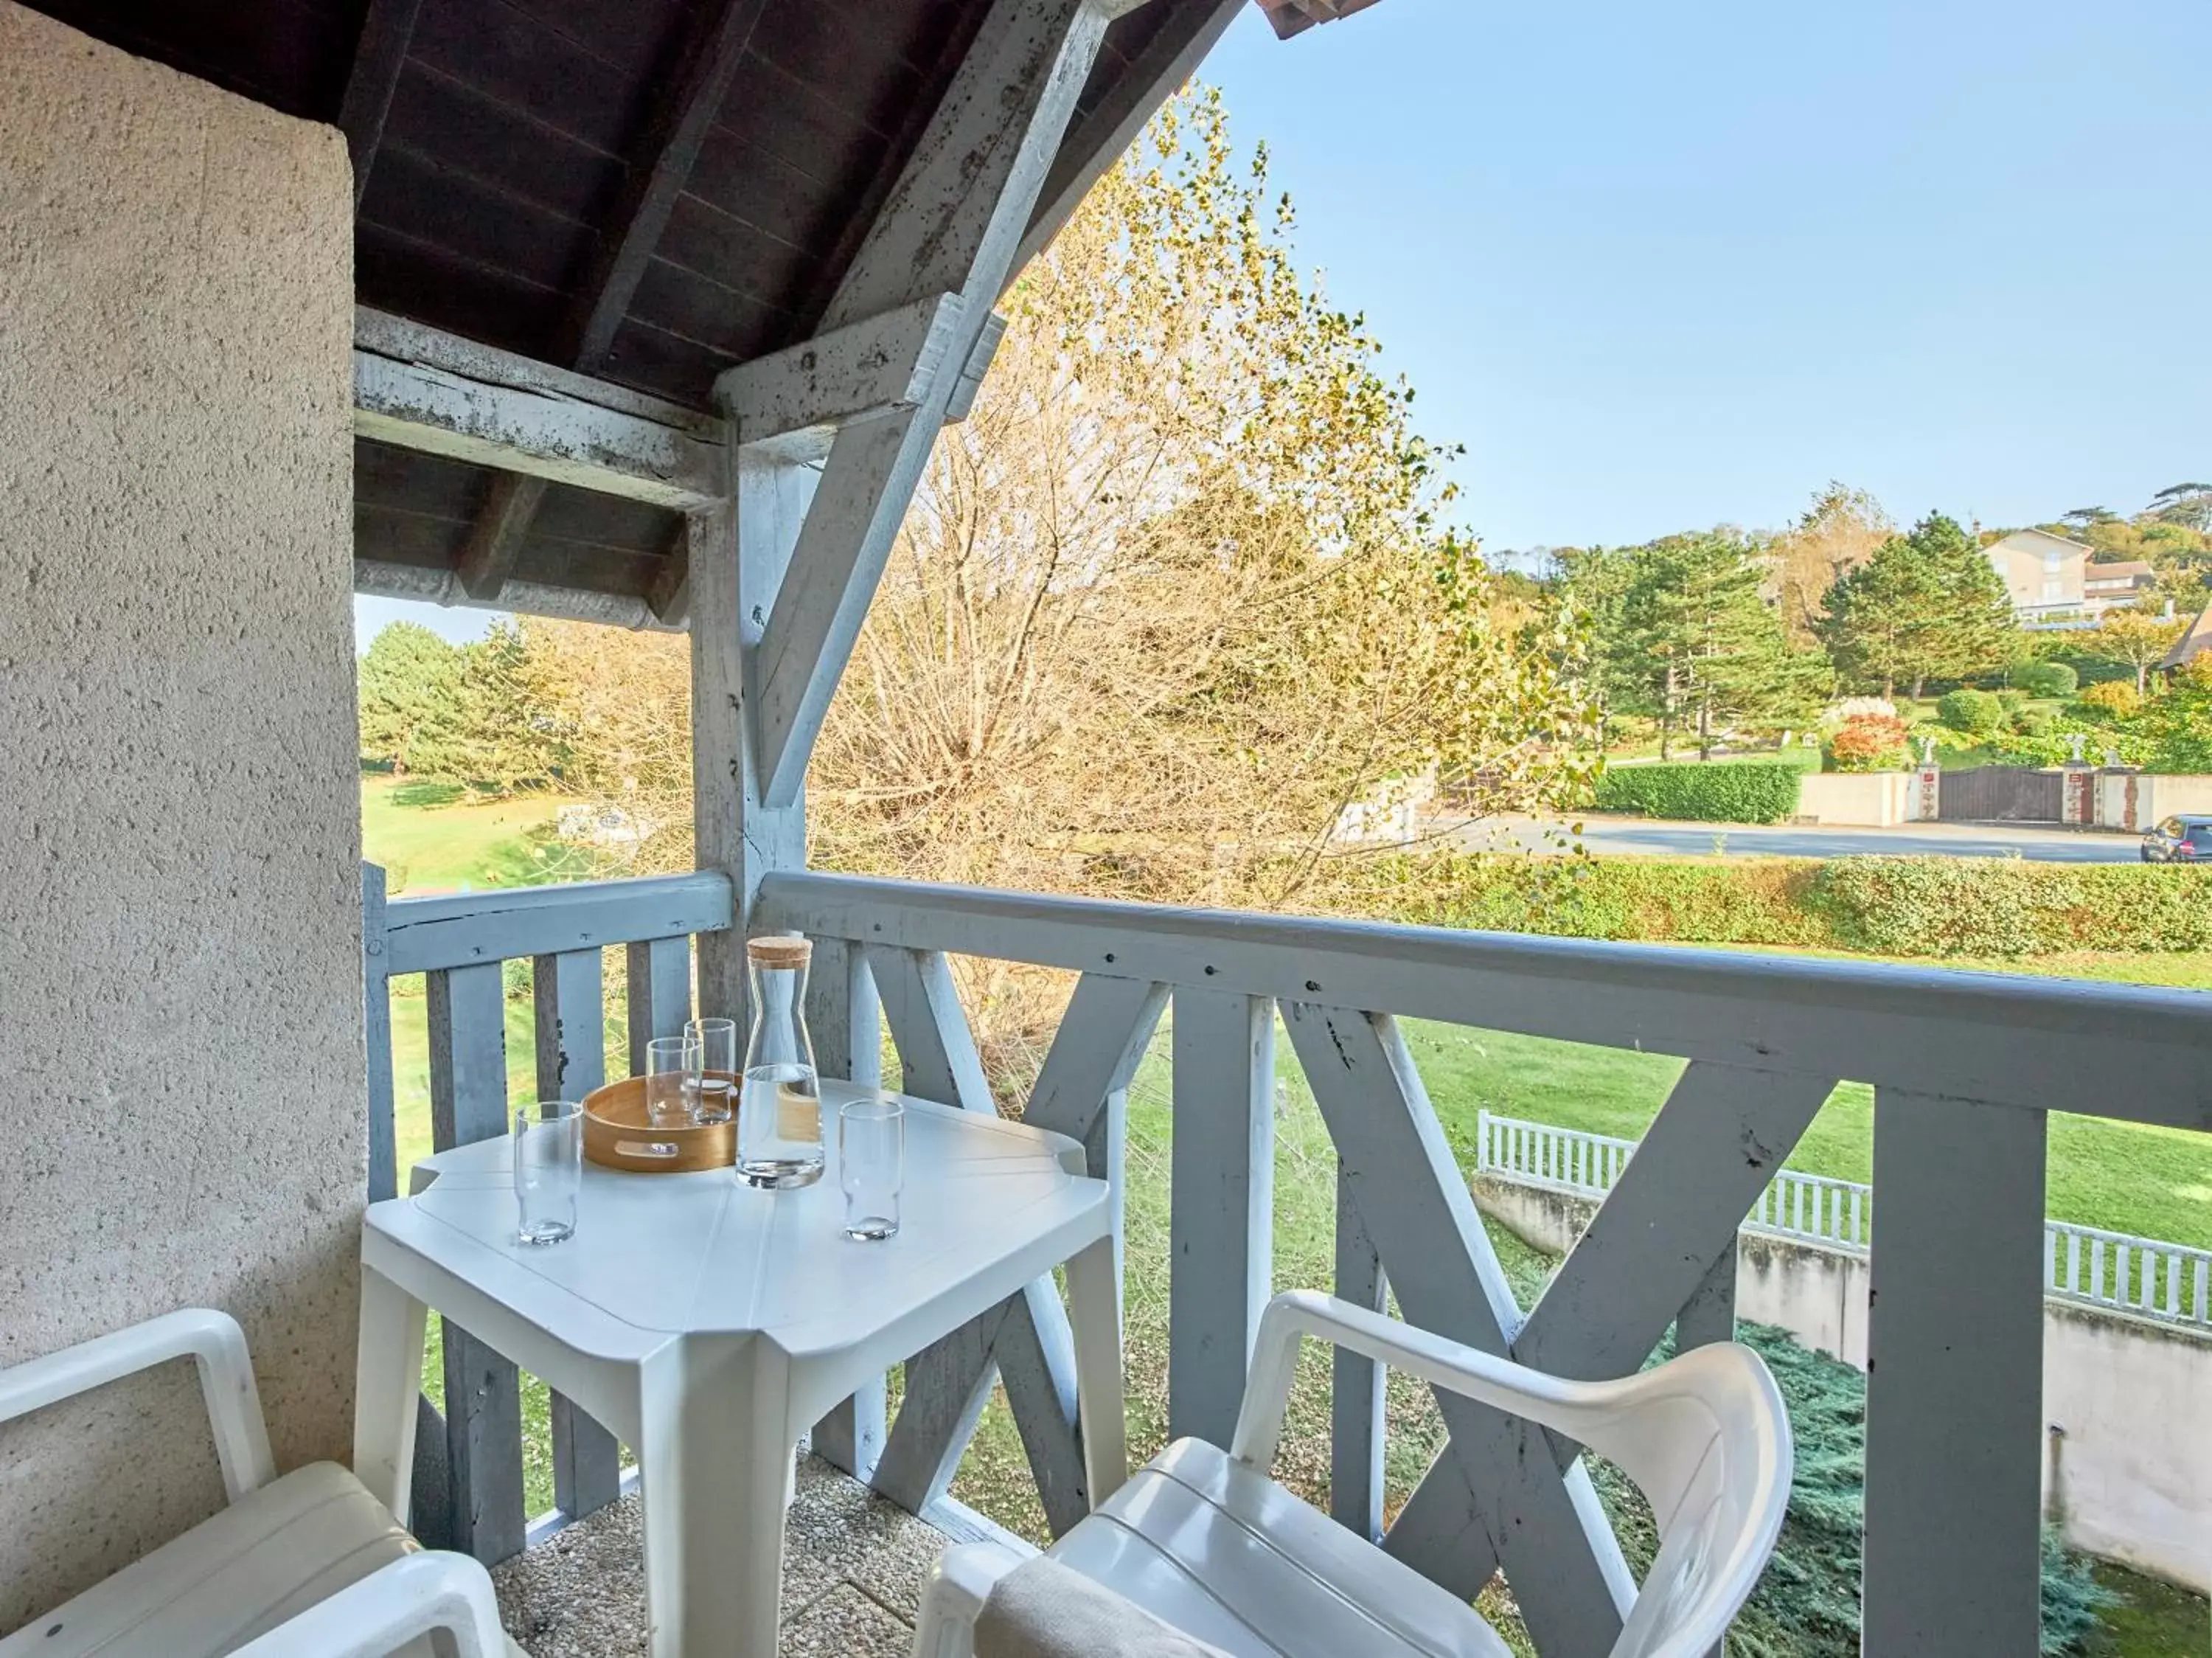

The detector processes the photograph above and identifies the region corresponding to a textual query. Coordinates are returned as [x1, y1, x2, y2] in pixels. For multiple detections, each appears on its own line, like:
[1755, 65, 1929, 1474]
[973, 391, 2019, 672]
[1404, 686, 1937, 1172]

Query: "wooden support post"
[1863, 1091, 2048, 1657]
[425, 962, 526, 1566]
[625, 935, 694, 1071]
[805, 936, 887, 1479]
[1168, 987, 1273, 1448]
[1332, 1164, 1388, 1541]
[532, 949, 621, 1520]
[692, 457, 813, 1030]
[362, 864, 397, 1205]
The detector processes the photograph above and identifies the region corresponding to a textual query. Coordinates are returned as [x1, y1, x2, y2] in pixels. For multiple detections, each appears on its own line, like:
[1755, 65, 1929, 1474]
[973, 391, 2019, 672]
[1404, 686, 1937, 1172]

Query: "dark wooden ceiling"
[23, 0, 1257, 616]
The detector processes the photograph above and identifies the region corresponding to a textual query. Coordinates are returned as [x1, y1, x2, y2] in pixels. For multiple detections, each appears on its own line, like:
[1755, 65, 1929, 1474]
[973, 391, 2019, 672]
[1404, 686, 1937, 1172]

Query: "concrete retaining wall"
[0, 7, 359, 1631]
[2098, 771, 2212, 833]
[1473, 1175, 2212, 1592]
[1797, 771, 1911, 827]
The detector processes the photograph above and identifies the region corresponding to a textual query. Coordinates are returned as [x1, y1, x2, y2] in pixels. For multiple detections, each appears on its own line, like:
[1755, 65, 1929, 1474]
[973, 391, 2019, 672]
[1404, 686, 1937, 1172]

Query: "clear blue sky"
[357, 0, 2210, 643]
[1201, 0, 2212, 560]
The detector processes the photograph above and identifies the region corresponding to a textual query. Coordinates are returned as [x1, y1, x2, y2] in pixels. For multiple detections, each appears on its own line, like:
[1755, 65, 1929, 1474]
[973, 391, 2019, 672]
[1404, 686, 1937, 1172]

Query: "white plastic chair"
[0, 1308, 522, 1658]
[914, 1289, 1793, 1658]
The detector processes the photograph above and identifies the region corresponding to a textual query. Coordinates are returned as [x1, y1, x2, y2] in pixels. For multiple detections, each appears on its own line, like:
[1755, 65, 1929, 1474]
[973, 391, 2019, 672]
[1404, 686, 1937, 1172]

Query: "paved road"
[1464, 815, 2145, 863]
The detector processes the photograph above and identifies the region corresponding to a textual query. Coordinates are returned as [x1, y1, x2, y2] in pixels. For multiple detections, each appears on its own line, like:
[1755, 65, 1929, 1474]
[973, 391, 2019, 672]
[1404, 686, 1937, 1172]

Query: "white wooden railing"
[363, 863, 2212, 1657]
[1478, 1109, 2210, 1325]
[1476, 1109, 1871, 1249]
[2046, 1220, 2212, 1327]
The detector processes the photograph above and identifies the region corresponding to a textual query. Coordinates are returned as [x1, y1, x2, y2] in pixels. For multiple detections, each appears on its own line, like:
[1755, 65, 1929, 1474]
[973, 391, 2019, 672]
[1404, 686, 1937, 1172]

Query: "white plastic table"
[351, 1082, 1126, 1658]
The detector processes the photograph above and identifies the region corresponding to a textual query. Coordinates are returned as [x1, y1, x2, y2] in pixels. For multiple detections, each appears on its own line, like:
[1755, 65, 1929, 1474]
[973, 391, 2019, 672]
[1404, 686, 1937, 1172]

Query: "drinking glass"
[514, 1100, 583, 1245]
[838, 1097, 904, 1241]
[686, 1017, 737, 1124]
[646, 1034, 700, 1128]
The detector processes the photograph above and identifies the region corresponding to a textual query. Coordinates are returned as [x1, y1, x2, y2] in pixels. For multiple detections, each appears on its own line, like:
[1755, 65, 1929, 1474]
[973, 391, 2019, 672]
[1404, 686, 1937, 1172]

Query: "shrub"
[1807, 858, 2212, 954]
[2076, 679, 2141, 718]
[1996, 688, 2029, 712]
[1338, 853, 2212, 957]
[1590, 760, 1803, 825]
[1826, 714, 1910, 772]
[2010, 660, 2079, 697]
[1937, 688, 2005, 736]
[2012, 706, 2056, 736]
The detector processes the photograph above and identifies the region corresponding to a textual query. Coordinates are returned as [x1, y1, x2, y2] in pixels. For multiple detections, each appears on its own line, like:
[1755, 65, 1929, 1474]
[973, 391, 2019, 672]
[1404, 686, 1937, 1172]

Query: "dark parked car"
[2140, 814, 2212, 862]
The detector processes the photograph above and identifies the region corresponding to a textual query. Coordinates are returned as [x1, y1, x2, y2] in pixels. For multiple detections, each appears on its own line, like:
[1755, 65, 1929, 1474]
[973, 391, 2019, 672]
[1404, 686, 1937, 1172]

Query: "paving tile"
[492, 1454, 938, 1658]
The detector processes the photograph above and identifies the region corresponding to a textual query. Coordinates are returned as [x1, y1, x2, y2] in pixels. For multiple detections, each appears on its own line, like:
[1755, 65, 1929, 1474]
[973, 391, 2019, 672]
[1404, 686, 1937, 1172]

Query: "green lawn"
[361, 774, 591, 894]
[1397, 948, 2212, 1249]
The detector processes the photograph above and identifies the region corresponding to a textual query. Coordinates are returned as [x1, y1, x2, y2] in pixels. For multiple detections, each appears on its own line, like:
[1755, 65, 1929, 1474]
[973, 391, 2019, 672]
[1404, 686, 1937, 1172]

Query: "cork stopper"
[745, 933, 813, 968]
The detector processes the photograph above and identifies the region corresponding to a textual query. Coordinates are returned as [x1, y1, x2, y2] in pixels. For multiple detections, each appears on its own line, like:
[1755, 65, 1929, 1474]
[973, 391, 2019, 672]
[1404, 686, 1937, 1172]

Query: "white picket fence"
[1473, 1109, 2211, 1328]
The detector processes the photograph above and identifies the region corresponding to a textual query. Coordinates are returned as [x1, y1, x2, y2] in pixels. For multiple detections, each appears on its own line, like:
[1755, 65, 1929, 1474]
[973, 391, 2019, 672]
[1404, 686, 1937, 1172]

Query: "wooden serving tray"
[582, 1074, 736, 1173]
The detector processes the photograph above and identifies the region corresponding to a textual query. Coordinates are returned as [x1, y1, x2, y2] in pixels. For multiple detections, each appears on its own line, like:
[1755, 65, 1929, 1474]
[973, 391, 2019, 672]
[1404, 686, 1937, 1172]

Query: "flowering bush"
[2076, 680, 2141, 718]
[1826, 713, 1910, 772]
[1826, 696, 1896, 724]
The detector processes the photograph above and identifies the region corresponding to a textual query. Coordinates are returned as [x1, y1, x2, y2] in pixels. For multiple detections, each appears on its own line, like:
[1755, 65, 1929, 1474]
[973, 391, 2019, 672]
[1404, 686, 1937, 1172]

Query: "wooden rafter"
[451, 0, 769, 604]
[1015, 0, 1246, 271]
[560, 0, 773, 373]
[335, 0, 423, 207]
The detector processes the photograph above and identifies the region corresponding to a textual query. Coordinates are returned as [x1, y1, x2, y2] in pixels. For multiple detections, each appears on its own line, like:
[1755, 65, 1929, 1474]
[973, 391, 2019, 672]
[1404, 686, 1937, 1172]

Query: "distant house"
[2084, 559, 2157, 611]
[1983, 529, 2091, 623]
[1982, 530, 2154, 626]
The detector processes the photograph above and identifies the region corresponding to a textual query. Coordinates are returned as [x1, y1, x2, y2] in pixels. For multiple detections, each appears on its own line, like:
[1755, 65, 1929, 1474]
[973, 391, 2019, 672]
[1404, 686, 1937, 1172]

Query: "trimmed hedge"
[2011, 661, 2079, 697]
[1937, 687, 2004, 735]
[1335, 854, 2212, 956]
[1591, 760, 1803, 825]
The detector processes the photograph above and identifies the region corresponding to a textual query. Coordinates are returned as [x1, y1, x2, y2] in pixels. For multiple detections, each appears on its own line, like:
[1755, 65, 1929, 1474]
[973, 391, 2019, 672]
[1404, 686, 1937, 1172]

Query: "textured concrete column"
[0, 4, 358, 1629]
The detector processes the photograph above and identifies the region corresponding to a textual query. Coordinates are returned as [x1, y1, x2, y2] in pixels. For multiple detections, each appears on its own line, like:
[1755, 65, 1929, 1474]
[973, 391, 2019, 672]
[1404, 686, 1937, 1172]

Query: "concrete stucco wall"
[0, 5, 359, 1631]
[1472, 1174, 2212, 1592]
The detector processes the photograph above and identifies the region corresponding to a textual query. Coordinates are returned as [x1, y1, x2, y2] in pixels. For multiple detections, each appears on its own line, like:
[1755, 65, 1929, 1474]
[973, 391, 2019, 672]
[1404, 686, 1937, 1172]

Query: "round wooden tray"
[582, 1074, 736, 1173]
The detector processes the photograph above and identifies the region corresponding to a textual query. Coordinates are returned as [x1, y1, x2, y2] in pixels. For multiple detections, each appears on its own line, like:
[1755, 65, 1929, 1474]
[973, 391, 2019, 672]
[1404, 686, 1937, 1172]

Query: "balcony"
[362, 863, 2212, 1656]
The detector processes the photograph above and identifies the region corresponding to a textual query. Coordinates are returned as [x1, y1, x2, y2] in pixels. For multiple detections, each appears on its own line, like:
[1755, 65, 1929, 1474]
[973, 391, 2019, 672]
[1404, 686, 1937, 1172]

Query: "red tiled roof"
[1257, 0, 1390, 38]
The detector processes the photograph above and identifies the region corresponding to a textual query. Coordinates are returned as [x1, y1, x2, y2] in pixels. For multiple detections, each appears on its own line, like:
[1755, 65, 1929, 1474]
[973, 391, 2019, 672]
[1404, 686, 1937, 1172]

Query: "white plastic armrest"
[0, 1308, 276, 1499]
[1231, 1290, 1623, 1469]
[912, 1543, 1025, 1658]
[228, 1551, 509, 1658]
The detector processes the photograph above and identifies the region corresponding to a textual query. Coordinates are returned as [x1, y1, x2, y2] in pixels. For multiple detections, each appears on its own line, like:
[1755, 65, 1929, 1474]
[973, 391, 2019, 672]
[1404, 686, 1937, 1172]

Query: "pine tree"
[1818, 513, 2014, 698]
[356, 621, 463, 775]
[1618, 533, 1830, 758]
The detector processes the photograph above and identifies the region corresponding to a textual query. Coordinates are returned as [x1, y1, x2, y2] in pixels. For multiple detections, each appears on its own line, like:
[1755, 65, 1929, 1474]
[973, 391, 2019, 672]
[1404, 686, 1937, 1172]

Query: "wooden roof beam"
[1018, 0, 1245, 271]
[718, 291, 968, 450]
[744, 0, 1112, 809]
[353, 308, 726, 511]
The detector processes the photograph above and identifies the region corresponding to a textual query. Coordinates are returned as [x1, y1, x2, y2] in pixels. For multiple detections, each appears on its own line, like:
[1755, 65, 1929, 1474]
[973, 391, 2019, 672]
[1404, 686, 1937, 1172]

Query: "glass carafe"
[737, 934, 824, 1188]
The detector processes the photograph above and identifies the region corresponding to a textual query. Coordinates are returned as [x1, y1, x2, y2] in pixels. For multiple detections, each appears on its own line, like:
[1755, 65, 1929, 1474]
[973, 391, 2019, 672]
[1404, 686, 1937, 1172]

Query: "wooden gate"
[1938, 766, 2063, 822]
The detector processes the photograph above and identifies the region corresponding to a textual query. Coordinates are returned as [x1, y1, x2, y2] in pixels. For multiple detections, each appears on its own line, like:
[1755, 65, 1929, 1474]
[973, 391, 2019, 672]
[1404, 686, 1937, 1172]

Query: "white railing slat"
[1475, 1108, 2210, 1328]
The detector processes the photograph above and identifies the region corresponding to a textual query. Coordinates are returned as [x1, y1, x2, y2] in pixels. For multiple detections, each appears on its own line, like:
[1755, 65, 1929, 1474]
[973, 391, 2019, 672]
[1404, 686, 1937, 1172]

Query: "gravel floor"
[492, 1454, 950, 1657]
